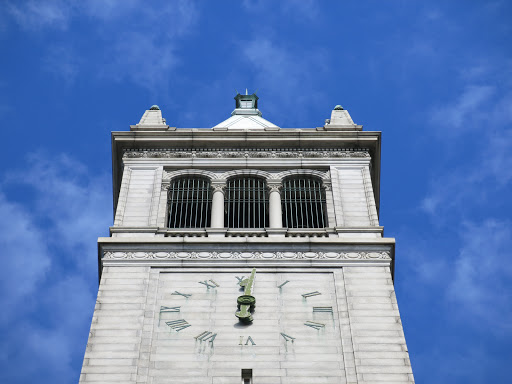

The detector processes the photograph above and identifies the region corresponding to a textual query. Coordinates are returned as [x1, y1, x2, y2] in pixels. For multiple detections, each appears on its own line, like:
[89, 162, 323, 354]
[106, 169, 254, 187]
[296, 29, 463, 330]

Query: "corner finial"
[245, 88, 248, 95]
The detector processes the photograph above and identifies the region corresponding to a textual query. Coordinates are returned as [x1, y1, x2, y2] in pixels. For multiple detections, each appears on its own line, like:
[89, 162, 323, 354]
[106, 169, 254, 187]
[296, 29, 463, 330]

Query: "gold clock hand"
[236, 268, 256, 323]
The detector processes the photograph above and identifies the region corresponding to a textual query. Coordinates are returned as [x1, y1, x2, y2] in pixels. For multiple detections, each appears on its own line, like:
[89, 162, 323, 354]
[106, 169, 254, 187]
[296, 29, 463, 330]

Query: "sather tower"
[80, 94, 414, 383]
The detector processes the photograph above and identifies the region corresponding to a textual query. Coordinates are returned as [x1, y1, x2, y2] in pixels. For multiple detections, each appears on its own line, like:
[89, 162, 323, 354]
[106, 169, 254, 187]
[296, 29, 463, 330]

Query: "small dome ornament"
[334, 105, 344, 110]
[150, 105, 160, 110]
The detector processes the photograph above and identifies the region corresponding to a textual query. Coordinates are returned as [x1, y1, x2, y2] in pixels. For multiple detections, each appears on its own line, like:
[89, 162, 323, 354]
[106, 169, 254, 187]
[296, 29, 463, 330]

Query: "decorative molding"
[103, 251, 391, 261]
[123, 148, 370, 159]
[210, 181, 226, 194]
[267, 180, 282, 193]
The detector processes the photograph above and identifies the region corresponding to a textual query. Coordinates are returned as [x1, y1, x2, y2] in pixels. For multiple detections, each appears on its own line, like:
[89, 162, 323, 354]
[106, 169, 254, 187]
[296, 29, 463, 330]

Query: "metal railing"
[167, 177, 212, 228]
[225, 177, 268, 228]
[282, 176, 326, 228]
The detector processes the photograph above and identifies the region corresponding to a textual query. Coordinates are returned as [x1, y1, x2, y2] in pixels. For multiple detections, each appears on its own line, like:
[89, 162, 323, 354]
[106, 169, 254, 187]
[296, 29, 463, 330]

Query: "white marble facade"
[80, 104, 414, 383]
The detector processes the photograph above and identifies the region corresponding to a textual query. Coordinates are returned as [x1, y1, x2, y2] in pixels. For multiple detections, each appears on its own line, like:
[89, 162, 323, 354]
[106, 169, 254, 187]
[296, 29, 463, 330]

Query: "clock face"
[150, 270, 344, 379]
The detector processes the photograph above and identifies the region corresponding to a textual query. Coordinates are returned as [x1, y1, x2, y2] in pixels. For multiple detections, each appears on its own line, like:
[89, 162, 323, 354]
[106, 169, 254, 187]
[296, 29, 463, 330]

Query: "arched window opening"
[282, 176, 327, 228]
[225, 177, 268, 228]
[167, 176, 212, 228]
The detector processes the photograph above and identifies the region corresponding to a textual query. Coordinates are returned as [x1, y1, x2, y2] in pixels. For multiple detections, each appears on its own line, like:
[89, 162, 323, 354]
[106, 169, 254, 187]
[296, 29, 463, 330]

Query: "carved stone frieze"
[123, 149, 370, 159]
[103, 250, 391, 260]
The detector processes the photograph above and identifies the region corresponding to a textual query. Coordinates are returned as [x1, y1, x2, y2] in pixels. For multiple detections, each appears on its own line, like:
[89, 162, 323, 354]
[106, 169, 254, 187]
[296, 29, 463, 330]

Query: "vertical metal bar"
[292, 178, 298, 228]
[193, 178, 199, 227]
[319, 180, 326, 227]
[183, 178, 190, 227]
[237, 178, 241, 228]
[264, 179, 268, 227]
[175, 179, 182, 228]
[242, 178, 246, 228]
[284, 179, 289, 228]
[258, 178, 262, 228]
[252, 177, 256, 228]
[168, 183, 173, 227]
[199, 178, 204, 227]
[227, 180, 231, 228]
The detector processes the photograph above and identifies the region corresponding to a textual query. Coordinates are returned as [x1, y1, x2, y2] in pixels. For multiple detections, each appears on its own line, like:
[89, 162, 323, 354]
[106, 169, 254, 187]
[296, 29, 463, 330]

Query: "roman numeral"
[313, 306, 333, 313]
[304, 321, 325, 330]
[239, 336, 256, 346]
[165, 319, 191, 332]
[198, 280, 219, 289]
[277, 280, 290, 288]
[194, 331, 217, 343]
[280, 332, 295, 342]
[235, 276, 246, 283]
[302, 291, 321, 298]
[160, 306, 180, 313]
[172, 291, 192, 298]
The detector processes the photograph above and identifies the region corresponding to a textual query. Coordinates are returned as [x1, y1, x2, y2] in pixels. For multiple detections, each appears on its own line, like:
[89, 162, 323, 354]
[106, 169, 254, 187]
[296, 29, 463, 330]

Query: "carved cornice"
[103, 251, 391, 261]
[123, 149, 370, 159]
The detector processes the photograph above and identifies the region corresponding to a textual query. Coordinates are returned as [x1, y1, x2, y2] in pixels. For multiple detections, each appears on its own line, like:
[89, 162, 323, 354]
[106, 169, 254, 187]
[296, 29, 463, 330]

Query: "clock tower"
[80, 95, 415, 383]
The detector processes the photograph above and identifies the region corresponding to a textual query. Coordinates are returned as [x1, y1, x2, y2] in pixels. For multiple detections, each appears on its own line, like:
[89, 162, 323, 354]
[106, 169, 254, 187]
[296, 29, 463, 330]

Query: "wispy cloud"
[5, 0, 198, 91]
[431, 85, 496, 133]
[0, 153, 110, 383]
[241, 0, 319, 20]
[6, 0, 73, 30]
[448, 219, 512, 331]
[241, 38, 328, 124]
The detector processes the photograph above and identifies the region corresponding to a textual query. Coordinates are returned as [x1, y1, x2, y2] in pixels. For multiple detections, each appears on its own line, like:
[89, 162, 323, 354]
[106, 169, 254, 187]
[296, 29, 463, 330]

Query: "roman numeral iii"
[313, 306, 333, 313]
[165, 319, 191, 332]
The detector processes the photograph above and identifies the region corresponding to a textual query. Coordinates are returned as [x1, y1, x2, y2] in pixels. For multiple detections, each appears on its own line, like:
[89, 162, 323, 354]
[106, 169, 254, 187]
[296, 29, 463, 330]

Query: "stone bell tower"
[80, 94, 415, 383]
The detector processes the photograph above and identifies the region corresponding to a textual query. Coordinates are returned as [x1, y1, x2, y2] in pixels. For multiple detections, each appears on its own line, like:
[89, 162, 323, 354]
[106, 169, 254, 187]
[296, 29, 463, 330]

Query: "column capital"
[267, 179, 282, 194]
[210, 180, 227, 194]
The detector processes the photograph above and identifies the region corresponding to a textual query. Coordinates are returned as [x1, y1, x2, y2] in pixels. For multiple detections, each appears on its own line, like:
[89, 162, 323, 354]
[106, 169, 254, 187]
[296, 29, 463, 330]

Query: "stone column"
[210, 181, 226, 228]
[267, 180, 283, 228]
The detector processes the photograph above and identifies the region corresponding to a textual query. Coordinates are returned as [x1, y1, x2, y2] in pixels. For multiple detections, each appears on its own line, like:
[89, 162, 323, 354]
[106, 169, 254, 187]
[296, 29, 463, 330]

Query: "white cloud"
[431, 85, 495, 131]
[6, 0, 74, 30]
[241, 38, 328, 124]
[0, 193, 51, 323]
[0, 153, 110, 383]
[448, 220, 512, 331]
[241, 0, 319, 20]
[5, 0, 198, 91]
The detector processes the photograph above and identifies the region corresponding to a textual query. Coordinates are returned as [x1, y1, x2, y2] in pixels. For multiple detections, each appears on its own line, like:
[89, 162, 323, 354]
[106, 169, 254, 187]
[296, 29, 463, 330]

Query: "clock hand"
[235, 268, 256, 323]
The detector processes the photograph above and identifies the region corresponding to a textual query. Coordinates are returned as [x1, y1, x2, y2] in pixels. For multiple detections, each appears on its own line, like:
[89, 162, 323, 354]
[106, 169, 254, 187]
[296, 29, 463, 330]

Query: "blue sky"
[0, 1, 511, 382]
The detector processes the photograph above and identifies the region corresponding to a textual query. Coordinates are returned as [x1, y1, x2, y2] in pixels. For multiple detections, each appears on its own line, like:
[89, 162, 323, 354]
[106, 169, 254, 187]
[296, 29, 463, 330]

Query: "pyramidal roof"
[212, 91, 279, 131]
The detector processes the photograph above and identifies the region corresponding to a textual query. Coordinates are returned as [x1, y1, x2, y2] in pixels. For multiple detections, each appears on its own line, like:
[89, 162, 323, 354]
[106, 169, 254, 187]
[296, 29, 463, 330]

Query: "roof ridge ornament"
[212, 92, 279, 131]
